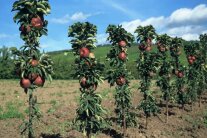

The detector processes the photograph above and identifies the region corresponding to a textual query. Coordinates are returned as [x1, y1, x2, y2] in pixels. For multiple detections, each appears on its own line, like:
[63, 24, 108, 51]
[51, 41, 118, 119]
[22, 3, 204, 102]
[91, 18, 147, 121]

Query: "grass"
[184, 114, 205, 129]
[47, 100, 60, 114]
[0, 101, 24, 120]
[100, 88, 112, 99]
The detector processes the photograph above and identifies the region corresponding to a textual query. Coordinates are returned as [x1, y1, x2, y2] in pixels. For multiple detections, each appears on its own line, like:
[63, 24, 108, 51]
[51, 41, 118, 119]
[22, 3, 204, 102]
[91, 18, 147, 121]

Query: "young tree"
[135, 25, 160, 129]
[68, 22, 106, 138]
[184, 42, 199, 109]
[197, 34, 207, 107]
[170, 37, 187, 111]
[156, 34, 173, 123]
[105, 25, 136, 137]
[12, 0, 53, 138]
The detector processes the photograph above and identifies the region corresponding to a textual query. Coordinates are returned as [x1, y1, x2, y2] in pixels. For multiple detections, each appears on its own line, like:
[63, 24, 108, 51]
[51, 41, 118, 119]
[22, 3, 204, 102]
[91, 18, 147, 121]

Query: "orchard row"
[12, 0, 207, 138]
[68, 23, 207, 137]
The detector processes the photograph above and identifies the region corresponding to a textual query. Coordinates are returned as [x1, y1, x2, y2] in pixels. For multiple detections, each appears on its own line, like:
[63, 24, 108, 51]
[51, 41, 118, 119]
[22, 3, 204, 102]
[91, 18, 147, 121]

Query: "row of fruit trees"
[12, 0, 207, 138]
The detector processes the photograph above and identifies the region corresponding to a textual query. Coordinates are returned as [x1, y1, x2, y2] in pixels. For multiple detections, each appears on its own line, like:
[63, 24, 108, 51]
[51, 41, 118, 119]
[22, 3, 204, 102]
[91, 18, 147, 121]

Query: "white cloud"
[70, 12, 91, 21]
[168, 4, 207, 26]
[180, 33, 199, 41]
[142, 16, 166, 28]
[121, 16, 165, 34]
[120, 4, 207, 41]
[50, 12, 102, 24]
[166, 25, 204, 36]
[50, 14, 71, 24]
[51, 12, 91, 24]
[96, 34, 108, 45]
[121, 19, 142, 34]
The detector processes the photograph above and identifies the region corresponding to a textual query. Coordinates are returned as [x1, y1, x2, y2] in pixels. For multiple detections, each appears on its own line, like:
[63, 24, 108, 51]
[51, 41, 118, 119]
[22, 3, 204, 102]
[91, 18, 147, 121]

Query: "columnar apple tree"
[105, 25, 136, 136]
[68, 22, 106, 138]
[156, 34, 173, 123]
[197, 34, 207, 106]
[170, 37, 186, 110]
[12, 0, 53, 137]
[135, 25, 159, 128]
[184, 42, 199, 109]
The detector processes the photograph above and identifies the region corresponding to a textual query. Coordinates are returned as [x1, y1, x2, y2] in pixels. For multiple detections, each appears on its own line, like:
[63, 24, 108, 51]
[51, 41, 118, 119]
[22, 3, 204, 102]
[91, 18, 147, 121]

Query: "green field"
[48, 44, 188, 79]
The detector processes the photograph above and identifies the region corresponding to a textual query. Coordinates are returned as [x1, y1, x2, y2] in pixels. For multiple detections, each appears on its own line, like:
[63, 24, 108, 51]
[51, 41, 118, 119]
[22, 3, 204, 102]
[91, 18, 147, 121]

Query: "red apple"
[80, 77, 87, 87]
[20, 25, 31, 33]
[118, 52, 126, 61]
[33, 76, 45, 86]
[30, 59, 39, 67]
[20, 78, 31, 88]
[146, 38, 152, 44]
[116, 77, 126, 86]
[118, 40, 127, 47]
[188, 59, 194, 65]
[177, 72, 184, 78]
[188, 56, 192, 60]
[79, 47, 90, 58]
[191, 56, 196, 61]
[31, 16, 43, 29]
[145, 46, 151, 52]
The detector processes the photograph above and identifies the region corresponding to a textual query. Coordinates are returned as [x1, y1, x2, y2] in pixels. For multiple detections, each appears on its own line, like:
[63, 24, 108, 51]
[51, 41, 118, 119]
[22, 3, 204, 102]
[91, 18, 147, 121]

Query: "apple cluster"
[118, 40, 127, 61]
[20, 59, 45, 89]
[78, 47, 98, 91]
[187, 55, 196, 65]
[80, 76, 97, 91]
[19, 16, 44, 34]
[138, 38, 152, 52]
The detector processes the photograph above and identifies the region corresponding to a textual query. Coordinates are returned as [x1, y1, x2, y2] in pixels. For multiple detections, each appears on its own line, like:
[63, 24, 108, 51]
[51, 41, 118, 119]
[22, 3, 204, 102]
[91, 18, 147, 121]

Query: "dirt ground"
[0, 79, 207, 138]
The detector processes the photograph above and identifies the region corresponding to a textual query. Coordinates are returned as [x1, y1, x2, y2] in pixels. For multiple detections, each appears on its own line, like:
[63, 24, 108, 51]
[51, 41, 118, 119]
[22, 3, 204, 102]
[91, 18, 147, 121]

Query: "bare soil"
[0, 80, 207, 138]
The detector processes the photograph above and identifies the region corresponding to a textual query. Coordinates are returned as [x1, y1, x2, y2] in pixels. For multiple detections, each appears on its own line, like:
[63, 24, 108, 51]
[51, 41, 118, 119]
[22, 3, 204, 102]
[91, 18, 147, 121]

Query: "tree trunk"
[145, 115, 148, 129]
[199, 95, 201, 107]
[182, 103, 184, 112]
[87, 134, 90, 138]
[191, 102, 193, 111]
[87, 130, 91, 138]
[123, 108, 126, 137]
[166, 98, 169, 124]
[29, 89, 33, 138]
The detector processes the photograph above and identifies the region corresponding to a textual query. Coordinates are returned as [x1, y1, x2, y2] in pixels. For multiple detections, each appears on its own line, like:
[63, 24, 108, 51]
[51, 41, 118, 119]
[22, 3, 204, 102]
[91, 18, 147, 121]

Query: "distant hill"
[47, 43, 187, 79]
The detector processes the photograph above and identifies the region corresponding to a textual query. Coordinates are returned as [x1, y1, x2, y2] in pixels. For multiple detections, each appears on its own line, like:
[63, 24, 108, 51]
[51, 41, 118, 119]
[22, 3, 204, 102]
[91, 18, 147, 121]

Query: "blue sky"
[0, 0, 207, 52]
